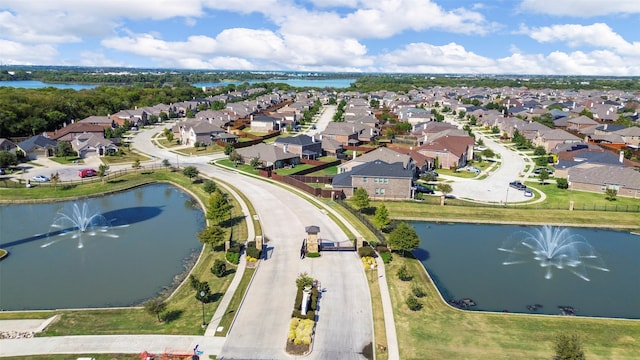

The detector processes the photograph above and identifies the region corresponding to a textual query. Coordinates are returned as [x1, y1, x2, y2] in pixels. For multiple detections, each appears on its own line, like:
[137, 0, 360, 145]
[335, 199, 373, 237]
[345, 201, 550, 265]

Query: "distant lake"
[0, 80, 98, 90]
[193, 78, 355, 89]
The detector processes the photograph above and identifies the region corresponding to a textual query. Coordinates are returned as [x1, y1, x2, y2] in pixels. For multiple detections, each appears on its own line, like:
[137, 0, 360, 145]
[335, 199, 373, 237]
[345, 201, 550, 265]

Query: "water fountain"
[498, 225, 609, 281]
[42, 201, 119, 248]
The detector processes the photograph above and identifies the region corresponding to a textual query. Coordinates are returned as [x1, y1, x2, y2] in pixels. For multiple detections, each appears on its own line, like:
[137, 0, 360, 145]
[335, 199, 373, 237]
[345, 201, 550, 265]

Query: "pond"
[412, 222, 640, 319]
[0, 184, 204, 310]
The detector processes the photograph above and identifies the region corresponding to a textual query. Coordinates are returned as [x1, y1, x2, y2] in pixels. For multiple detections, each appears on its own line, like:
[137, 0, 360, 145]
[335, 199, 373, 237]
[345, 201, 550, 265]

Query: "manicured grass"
[368, 266, 388, 360]
[306, 165, 337, 176]
[274, 164, 313, 175]
[215, 159, 259, 175]
[376, 200, 640, 231]
[387, 256, 640, 359]
[48, 156, 84, 165]
[175, 144, 224, 156]
[215, 267, 256, 336]
[101, 151, 150, 165]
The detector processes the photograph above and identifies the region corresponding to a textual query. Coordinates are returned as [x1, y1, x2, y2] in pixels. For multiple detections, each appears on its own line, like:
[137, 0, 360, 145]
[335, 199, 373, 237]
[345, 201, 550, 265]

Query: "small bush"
[380, 251, 392, 264]
[228, 244, 241, 254]
[397, 264, 412, 281]
[306, 252, 320, 258]
[375, 244, 389, 253]
[412, 283, 426, 298]
[226, 251, 240, 265]
[358, 246, 376, 258]
[211, 259, 226, 278]
[296, 272, 314, 289]
[246, 246, 261, 259]
[406, 295, 422, 311]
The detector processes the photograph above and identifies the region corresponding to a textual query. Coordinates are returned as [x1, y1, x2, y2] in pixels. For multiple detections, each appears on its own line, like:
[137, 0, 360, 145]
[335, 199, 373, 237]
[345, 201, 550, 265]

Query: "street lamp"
[199, 290, 206, 327]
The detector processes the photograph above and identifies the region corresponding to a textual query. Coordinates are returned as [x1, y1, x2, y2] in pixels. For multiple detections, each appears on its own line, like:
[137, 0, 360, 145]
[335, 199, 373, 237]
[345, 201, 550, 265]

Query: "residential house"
[416, 135, 474, 169]
[533, 129, 582, 152]
[235, 143, 299, 169]
[71, 133, 118, 158]
[567, 116, 599, 132]
[17, 135, 57, 160]
[567, 164, 640, 198]
[337, 146, 415, 175]
[274, 134, 322, 160]
[250, 114, 279, 132]
[331, 160, 414, 199]
[110, 108, 149, 127]
[321, 122, 374, 146]
[46, 122, 105, 142]
[0, 138, 18, 153]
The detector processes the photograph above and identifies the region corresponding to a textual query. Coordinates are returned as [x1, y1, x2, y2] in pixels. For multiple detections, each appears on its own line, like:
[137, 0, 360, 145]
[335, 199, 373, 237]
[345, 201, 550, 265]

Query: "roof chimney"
[619, 151, 624, 164]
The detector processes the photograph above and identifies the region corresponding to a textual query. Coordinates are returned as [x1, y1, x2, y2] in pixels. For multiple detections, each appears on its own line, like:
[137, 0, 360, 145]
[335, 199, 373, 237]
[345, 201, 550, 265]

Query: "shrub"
[412, 283, 426, 298]
[380, 251, 392, 264]
[361, 256, 376, 270]
[375, 244, 389, 253]
[296, 272, 314, 289]
[228, 244, 241, 254]
[406, 295, 422, 311]
[246, 246, 261, 259]
[556, 178, 569, 189]
[306, 252, 320, 258]
[358, 246, 376, 258]
[397, 264, 412, 281]
[226, 251, 240, 265]
[211, 259, 226, 278]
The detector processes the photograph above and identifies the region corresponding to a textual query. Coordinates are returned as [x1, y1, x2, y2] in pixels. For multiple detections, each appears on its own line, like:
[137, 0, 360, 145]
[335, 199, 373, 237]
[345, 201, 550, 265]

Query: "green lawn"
[387, 256, 640, 359]
[274, 164, 313, 175]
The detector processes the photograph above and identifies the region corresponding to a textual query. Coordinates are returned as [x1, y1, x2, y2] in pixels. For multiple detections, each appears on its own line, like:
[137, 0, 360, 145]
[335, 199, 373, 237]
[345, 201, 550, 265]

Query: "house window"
[363, 177, 367, 183]
[380, 188, 385, 195]
[384, 178, 389, 184]
[374, 178, 379, 183]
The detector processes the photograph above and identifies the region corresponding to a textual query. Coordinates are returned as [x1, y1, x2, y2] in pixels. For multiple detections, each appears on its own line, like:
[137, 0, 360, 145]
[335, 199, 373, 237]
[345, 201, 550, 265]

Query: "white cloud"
[523, 23, 640, 56]
[518, 0, 640, 17]
[375, 42, 495, 73]
[0, 39, 58, 65]
[496, 50, 640, 76]
[279, 0, 496, 39]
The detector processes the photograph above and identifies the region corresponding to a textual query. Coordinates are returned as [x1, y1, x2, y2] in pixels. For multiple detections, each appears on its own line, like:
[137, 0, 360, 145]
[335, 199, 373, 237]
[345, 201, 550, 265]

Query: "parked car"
[413, 183, 435, 194]
[509, 181, 527, 190]
[534, 167, 554, 175]
[32, 175, 50, 182]
[524, 189, 533, 197]
[465, 166, 481, 174]
[78, 168, 97, 178]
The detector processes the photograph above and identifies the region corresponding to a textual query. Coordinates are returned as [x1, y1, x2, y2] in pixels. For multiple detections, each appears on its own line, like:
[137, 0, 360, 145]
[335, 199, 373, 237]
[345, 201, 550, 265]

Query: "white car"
[32, 175, 50, 182]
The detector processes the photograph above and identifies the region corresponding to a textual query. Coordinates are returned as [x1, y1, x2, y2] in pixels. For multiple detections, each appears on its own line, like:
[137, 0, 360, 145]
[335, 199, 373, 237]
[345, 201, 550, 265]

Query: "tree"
[605, 188, 617, 201]
[388, 222, 420, 257]
[183, 166, 199, 182]
[203, 180, 217, 194]
[211, 259, 227, 278]
[250, 156, 262, 168]
[538, 168, 550, 184]
[144, 298, 167, 322]
[373, 204, 391, 231]
[197, 224, 226, 249]
[352, 188, 370, 211]
[132, 159, 141, 169]
[556, 178, 569, 189]
[166, 131, 174, 143]
[481, 148, 495, 159]
[206, 190, 232, 225]
[50, 172, 60, 191]
[161, 158, 171, 168]
[533, 146, 547, 156]
[296, 272, 314, 289]
[229, 150, 242, 164]
[56, 141, 76, 158]
[553, 333, 585, 360]
[224, 143, 234, 155]
[98, 164, 109, 184]
[437, 183, 452, 197]
[0, 150, 18, 168]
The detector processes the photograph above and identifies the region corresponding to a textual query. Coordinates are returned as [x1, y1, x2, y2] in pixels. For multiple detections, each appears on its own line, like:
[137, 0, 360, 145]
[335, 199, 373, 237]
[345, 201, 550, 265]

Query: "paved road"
[120, 123, 374, 359]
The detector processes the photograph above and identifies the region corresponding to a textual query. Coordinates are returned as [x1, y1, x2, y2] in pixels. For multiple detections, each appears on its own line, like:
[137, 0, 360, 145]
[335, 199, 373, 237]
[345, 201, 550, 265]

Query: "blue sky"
[1, 0, 640, 75]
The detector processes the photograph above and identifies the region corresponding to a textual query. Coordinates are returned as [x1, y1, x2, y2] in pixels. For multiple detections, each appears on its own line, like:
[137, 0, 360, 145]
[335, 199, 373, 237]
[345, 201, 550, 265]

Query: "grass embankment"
[0, 168, 250, 336]
[387, 257, 640, 359]
[376, 199, 640, 232]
